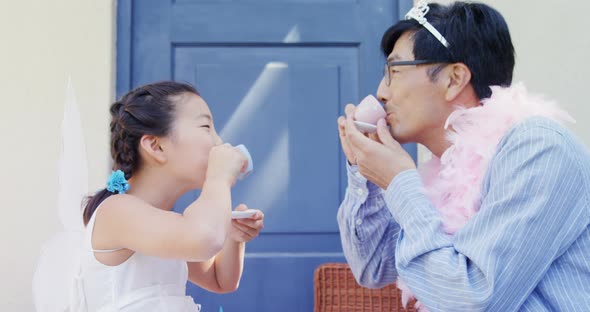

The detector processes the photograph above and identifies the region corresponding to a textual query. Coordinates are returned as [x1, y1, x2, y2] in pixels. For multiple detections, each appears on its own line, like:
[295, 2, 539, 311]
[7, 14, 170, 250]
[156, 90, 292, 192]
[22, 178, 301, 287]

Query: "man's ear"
[139, 135, 167, 164]
[444, 62, 472, 102]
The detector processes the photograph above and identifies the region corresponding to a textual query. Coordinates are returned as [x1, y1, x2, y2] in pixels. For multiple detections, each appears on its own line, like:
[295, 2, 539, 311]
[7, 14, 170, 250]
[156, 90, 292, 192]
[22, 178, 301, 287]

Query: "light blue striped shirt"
[338, 117, 590, 311]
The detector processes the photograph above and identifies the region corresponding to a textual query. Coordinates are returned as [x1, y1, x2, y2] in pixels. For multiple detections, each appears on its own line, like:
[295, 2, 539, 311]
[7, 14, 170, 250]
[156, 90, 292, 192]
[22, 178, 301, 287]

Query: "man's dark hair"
[382, 2, 515, 99]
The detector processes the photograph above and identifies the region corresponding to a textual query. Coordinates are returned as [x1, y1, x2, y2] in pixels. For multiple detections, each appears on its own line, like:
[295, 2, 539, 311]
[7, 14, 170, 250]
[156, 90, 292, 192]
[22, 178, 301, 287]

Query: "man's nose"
[376, 77, 389, 104]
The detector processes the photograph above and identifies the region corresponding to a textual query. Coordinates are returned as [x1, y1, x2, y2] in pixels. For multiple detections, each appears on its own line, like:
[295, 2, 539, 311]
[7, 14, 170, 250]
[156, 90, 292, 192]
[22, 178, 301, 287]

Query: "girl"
[74, 81, 264, 311]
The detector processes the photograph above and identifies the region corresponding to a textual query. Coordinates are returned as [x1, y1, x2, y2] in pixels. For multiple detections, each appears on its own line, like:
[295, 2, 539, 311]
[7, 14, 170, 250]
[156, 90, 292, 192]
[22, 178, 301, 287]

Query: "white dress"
[69, 207, 201, 311]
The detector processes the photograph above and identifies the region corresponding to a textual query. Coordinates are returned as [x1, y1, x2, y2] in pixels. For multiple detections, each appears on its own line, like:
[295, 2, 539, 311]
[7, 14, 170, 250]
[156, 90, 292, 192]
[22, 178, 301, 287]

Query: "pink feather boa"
[398, 83, 575, 311]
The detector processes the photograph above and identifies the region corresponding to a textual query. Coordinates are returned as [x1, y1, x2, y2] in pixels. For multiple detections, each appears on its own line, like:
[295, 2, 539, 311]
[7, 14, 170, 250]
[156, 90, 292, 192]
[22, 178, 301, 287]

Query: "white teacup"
[235, 144, 253, 180]
[354, 95, 386, 133]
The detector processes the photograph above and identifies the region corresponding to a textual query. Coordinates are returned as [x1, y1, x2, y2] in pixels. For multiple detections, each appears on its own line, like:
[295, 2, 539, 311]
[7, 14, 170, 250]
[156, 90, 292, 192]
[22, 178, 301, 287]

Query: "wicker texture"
[314, 263, 416, 312]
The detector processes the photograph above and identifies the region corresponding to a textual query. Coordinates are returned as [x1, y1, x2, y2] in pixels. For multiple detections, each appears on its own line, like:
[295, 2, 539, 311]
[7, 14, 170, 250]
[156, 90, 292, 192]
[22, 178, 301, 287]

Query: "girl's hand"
[229, 204, 264, 243]
[206, 143, 247, 186]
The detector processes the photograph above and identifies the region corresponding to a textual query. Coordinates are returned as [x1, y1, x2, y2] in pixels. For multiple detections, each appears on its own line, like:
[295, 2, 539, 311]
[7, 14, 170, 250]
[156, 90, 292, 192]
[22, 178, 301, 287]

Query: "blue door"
[117, 1, 414, 311]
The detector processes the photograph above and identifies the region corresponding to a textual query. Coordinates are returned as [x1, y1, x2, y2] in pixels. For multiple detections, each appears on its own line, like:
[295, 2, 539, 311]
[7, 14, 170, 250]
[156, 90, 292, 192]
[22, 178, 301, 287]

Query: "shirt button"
[356, 188, 364, 196]
[356, 219, 362, 226]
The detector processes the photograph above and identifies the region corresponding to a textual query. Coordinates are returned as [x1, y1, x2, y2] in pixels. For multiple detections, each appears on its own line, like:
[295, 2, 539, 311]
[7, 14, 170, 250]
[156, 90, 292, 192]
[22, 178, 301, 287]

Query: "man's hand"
[344, 112, 416, 189]
[337, 104, 358, 165]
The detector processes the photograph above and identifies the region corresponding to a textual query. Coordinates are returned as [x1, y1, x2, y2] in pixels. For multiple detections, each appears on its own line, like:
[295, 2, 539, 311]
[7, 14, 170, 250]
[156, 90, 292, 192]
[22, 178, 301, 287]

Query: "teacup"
[354, 95, 386, 133]
[235, 144, 253, 180]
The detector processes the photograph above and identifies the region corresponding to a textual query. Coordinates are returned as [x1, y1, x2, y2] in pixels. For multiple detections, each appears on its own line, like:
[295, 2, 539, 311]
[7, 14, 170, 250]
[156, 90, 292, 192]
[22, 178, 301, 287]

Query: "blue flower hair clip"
[106, 169, 130, 194]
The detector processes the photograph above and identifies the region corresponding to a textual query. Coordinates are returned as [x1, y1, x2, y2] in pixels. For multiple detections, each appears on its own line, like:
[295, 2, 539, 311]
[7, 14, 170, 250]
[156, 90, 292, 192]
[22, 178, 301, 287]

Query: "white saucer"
[231, 209, 258, 219]
[354, 120, 377, 133]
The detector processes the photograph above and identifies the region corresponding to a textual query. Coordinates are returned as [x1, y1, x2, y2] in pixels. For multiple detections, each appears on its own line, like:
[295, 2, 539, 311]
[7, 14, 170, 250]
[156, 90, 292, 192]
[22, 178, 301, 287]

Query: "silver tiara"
[405, 0, 450, 48]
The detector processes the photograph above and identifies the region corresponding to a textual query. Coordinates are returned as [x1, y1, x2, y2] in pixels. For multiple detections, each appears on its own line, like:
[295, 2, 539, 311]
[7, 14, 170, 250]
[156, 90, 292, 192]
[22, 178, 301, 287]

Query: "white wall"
[490, 0, 590, 140]
[0, 1, 115, 310]
[418, 0, 590, 162]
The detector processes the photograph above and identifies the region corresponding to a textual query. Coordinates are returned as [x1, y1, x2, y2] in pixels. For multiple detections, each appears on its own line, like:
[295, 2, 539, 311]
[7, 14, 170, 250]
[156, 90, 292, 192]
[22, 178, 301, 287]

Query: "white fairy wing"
[58, 77, 88, 232]
[33, 77, 88, 311]
[33, 232, 84, 312]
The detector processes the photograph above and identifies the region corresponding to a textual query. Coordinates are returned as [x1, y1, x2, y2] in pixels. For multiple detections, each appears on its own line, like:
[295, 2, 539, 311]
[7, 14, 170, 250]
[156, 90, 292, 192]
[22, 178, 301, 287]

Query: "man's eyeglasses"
[384, 60, 441, 86]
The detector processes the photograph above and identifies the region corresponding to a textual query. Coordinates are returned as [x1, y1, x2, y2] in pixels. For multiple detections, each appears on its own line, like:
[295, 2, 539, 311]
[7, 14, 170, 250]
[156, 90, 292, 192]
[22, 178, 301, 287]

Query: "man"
[337, 1, 590, 310]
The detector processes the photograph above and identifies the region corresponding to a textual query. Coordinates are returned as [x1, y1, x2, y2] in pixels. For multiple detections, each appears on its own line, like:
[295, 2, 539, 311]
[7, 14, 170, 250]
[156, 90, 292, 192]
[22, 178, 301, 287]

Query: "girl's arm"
[188, 206, 264, 293]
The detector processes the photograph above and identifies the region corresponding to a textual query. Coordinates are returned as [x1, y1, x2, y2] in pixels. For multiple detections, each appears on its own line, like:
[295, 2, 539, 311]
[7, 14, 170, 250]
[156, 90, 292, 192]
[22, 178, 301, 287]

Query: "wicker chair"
[314, 263, 416, 312]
